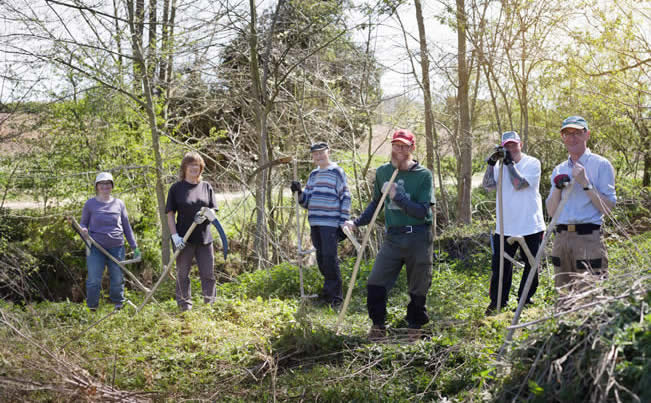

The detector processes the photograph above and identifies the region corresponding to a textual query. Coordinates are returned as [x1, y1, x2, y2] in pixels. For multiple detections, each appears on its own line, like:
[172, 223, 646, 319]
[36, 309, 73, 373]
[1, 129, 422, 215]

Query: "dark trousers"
[489, 231, 543, 309]
[367, 229, 433, 328]
[310, 226, 342, 304]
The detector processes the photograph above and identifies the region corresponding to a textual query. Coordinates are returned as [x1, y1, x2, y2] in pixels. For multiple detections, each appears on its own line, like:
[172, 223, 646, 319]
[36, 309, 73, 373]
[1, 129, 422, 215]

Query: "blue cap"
[310, 142, 329, 152]
[501, 131, 521, 146]
[561, 116, 588, 131]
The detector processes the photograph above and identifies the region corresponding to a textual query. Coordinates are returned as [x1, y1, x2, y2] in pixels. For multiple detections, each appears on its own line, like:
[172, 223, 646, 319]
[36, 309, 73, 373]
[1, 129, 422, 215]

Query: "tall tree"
[456, 0, 472, 224]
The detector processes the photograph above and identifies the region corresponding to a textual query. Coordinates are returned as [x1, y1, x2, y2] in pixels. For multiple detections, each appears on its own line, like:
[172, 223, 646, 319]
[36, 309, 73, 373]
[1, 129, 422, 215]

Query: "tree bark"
[414, 0, 450, 224]
[456, 0, 472, 224]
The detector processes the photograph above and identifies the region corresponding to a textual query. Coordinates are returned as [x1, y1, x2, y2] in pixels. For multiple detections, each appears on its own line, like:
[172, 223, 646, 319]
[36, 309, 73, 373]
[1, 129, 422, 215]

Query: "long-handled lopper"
[335, 167, 399, 334]
[135, 207, 228, 314]
[293, 158, 317, 299]
[499, 179, 574, 357]
[67, 216, 152, 297]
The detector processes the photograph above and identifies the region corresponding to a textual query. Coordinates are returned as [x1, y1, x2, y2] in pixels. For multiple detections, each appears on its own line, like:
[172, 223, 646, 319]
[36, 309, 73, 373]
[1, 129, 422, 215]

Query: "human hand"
[202, 207, 217, 222]
[503, 149, 513, 165]
[381, 182, 397, 198]
[486, 146, 505, 166]
[171, 233, 185, 249]
[571, 163, 589, 187]
[553, 174, 571, 189]
[194, 211, 207, 224]
[290, 181, 302, 193]
[342, 220, 357, 231]
[133, 248, 141, 259]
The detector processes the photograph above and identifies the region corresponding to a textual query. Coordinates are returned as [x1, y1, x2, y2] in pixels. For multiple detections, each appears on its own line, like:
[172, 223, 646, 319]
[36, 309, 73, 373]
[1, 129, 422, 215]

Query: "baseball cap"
[561, 116, 588, 131]
[501, 131, 521, 146]
[310, 142, 329, 152]
[391, 129, 415, 146]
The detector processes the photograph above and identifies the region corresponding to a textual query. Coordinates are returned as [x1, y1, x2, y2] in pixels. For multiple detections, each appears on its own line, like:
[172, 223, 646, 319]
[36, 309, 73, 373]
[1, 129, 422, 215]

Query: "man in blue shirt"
[546, 116, 616, 290]
[291, 142, 352, 307]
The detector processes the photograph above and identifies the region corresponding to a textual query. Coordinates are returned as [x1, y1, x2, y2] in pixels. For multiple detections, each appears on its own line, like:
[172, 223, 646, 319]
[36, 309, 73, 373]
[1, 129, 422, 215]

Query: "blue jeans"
[86, 245, 125, 308]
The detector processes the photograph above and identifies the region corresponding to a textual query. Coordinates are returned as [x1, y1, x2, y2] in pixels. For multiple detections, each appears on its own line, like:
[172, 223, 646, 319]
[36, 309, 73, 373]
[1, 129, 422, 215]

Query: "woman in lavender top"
[80, 172, 140, 311]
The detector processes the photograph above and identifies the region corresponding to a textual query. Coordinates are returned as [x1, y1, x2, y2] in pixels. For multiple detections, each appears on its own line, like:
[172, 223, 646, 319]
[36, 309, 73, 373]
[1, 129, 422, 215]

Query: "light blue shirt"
[547, 149, 616, 225]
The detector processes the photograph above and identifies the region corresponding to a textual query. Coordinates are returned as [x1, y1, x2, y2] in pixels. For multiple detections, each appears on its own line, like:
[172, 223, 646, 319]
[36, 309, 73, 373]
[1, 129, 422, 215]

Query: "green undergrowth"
[1, 228, 648, 401]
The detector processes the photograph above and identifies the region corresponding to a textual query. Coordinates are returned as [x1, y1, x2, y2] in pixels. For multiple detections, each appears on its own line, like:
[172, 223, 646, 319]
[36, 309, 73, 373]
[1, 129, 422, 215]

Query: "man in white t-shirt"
[482, 131, 546, 315]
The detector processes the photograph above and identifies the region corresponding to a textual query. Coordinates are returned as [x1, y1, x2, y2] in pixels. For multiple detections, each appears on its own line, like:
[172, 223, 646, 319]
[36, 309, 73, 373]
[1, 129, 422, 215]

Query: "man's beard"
[391, 151, 410, 165]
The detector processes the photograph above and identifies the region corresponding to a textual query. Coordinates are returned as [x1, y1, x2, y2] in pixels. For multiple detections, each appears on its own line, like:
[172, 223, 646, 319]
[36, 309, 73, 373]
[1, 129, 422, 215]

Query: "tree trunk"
[456, 0, 472, 224]
[127, 0, 171, 266]
[414, 0, 449, 224]
[248, 0, 269, 267]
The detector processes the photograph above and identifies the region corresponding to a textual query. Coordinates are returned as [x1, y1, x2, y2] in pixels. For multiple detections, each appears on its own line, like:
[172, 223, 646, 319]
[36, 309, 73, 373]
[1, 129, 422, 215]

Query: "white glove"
[194, 211, 207, 224]
[202, 207, 217, 222]
[343, 220, 357, 231]
[171, 233, 185, 249]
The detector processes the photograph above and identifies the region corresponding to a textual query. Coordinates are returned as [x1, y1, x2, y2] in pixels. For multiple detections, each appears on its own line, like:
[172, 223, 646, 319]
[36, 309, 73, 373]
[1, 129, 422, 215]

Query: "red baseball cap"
[391, 129, 415, 146]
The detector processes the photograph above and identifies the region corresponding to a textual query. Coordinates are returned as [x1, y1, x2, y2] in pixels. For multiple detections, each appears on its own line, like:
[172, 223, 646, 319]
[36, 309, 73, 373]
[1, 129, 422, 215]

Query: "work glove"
[194, 210, 207, 224]
[486, 146, 505, 166]
[133, 248, 141, 259]
[553, 174, 571, 189]
[202, 207, 217, 222]
[171, 233, 185, 250]
[290, 181, 302, 193]
[503, 149, 514, 165]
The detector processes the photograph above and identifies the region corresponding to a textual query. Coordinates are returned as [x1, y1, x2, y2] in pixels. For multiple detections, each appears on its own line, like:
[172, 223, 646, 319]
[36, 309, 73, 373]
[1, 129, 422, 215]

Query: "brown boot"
[407, 328, 422, 343]
[367, 325, 386, 342]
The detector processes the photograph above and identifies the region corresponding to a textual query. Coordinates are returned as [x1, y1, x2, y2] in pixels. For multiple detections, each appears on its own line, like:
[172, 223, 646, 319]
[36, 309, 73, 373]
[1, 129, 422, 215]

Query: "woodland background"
[0, 0, 649, 401]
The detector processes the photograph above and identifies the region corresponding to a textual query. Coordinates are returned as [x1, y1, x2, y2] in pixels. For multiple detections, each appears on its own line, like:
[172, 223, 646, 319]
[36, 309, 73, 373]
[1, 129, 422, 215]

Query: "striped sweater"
[298, 163, 351, 227]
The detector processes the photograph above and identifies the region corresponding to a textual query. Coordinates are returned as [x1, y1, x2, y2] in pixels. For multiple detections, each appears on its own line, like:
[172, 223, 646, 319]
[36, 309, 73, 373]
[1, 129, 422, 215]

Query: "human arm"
[391, 192, 428, 218]
[482, 164, 497, 191]
[352, 199, 379, 227]
[120, 201, 138, 250]
[572, 162, 616, 215]
[338, 172, 352, 224]
[79, 200, 91, 236]
[505, 163, 530, 190]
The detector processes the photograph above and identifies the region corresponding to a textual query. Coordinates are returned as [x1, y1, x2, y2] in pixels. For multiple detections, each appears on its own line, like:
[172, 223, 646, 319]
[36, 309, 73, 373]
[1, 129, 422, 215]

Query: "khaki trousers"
[551, 229, 608, 290]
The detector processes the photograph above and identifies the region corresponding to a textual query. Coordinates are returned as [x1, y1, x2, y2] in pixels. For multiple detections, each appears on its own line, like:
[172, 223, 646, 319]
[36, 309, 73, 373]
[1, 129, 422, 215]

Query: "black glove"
[503, 149, 514, 165]
[553, 174, 571, 189]
[486, 146, 505, 166]
[290, 181, 302, 193]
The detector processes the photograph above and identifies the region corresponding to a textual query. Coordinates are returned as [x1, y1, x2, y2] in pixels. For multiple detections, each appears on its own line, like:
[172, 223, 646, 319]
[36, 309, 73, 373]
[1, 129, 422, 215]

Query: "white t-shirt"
[493, 153, 546, 236]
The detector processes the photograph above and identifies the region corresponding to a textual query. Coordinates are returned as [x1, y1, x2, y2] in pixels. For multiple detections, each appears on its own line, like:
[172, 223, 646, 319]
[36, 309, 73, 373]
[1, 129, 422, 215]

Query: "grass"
[0, 225, 648, 401]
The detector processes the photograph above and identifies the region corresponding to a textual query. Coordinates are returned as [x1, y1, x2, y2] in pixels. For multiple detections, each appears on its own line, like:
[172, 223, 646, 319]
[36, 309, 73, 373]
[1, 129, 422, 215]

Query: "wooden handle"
[335, 167, 399, 333]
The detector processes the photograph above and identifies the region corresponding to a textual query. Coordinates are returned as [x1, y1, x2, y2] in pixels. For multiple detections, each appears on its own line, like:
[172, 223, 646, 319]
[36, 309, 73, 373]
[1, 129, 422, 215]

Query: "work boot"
[407, 328, 423, 343]
[367, 325, 386, 342]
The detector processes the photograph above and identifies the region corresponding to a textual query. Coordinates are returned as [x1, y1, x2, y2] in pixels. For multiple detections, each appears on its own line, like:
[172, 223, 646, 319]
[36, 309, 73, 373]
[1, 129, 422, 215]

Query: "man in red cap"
[482, 131, 545, 315]
[344, 129, 434, 342]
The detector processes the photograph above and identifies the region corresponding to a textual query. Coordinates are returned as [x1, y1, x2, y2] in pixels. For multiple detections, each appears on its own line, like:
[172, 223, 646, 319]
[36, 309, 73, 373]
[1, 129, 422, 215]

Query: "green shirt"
[373, 162, 433, 227]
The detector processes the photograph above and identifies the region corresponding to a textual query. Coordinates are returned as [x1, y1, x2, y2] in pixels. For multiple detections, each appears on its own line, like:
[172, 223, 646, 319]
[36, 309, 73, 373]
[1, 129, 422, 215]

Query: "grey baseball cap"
[561, 116, 588, 131]
[501, 131, 521, 146]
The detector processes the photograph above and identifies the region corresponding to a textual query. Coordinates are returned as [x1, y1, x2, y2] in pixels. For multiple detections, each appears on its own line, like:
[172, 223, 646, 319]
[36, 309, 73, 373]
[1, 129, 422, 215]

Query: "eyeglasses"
[391, 143, 412, 151]
[97, 181, 112, 186]
[562, 129, 586, 138]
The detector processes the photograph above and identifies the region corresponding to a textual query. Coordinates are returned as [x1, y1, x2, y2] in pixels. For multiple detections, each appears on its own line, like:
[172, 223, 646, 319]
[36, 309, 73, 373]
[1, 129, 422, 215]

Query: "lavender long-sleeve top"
[80, 197, 137, 249]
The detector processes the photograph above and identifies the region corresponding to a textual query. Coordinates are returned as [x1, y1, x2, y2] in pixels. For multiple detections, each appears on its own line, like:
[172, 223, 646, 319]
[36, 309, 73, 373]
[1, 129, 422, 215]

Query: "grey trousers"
[367, 230, 433, 328]
[175, 242, 215, 310]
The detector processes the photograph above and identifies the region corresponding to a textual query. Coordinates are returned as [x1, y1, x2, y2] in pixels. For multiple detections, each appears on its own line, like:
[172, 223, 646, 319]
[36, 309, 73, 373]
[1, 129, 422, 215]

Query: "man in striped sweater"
[291, 142, 352, 307]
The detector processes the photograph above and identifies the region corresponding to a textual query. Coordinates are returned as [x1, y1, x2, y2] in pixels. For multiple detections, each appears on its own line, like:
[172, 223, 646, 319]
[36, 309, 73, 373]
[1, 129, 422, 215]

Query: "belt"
[386, 224, 430, 234]
[556, 223, 601, 235]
